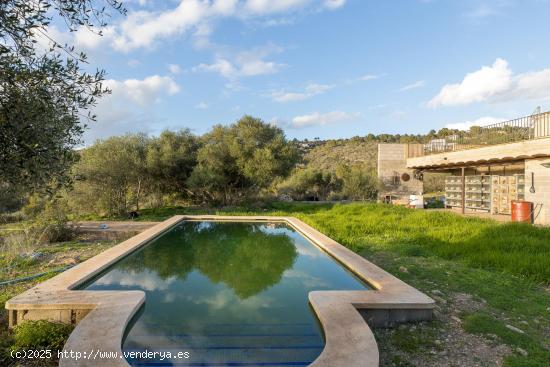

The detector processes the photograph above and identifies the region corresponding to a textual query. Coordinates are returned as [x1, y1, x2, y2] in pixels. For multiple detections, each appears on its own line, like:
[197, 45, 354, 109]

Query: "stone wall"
[378, 144, 423, 203]
[525, 157, 550, 225]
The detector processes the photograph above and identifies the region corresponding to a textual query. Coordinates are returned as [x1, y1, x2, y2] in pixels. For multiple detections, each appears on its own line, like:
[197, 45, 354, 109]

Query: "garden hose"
[0, 265, 73, 287]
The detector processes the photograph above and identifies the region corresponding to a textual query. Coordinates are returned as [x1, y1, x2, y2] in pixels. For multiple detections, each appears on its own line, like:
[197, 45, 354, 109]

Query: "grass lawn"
[131, 202, 550, 366]
[2, 202, 549, 366]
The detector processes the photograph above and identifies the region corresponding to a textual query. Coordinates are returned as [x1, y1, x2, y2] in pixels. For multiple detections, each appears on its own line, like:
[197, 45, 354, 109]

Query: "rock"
[520, 320, 528, 325]
[505, 324, 525, 334]
[399, 266, 408, 273]
[61, 257, 79, 266]
[516, 347, 528, 357]
[454, 293, 473, 301]
[431, 289, 444, 296]
[29, 252, 44, 261]
[450, 315, 462, 323]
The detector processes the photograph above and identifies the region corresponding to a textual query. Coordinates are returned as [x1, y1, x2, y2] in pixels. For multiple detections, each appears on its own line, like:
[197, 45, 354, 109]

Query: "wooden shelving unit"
[464, 175, 491, 212]
[444, 176, 463, 208]
[446, 174, 525, 215]
[491, 174, 525, 214]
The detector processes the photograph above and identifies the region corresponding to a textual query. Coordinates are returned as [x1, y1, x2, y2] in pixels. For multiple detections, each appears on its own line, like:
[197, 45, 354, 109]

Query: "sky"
[42, 0, 550, 144]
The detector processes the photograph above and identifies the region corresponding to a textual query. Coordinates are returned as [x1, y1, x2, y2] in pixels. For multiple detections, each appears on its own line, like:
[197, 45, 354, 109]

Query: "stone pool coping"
[6, 216, 435, 367]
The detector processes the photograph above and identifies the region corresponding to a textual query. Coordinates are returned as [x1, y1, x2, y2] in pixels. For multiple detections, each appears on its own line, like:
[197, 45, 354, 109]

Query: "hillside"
[300, 138, 446, 194]
[301, 139, 379, 171]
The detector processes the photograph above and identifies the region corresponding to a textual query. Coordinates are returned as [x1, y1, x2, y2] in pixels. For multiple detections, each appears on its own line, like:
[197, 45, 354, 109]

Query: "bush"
[278, 168, 341, 201]
[338, 166, 378, 201]
[11, 320, 74, 351]
[32, 198, 75, 243]
[0, 211, 24, 224]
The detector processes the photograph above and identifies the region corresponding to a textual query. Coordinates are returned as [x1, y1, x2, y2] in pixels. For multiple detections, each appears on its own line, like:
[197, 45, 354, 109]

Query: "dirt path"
[74, 221, 159, 240]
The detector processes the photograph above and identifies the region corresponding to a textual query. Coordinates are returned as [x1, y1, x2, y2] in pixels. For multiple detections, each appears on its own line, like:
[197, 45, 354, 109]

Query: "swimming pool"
[82, 221, 369, 366]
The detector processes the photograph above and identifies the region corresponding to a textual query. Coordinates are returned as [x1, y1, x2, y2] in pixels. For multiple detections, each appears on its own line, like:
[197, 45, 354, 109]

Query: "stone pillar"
[378, 144, 423, 203]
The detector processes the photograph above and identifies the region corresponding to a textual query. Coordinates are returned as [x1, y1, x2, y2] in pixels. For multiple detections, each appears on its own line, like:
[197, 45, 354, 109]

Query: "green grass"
[366, 249, 549, 366]
[130, 202, 550, 284]
[127, 202, 550, 365]
[5, 202, 549, 366]
[462, 313, 548, 367]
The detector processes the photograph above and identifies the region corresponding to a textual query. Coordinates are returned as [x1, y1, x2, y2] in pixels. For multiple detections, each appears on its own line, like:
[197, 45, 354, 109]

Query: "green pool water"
[83, 221, 368, 366]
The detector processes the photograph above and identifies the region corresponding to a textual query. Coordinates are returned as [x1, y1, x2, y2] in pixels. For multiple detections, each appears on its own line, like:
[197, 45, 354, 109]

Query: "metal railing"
[416, 111, 550, 156]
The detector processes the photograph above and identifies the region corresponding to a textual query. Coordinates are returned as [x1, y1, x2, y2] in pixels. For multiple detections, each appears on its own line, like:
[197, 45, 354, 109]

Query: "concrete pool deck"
[6, 216, 434, 367]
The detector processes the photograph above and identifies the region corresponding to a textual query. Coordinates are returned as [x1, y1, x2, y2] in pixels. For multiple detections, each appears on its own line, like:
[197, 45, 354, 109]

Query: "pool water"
[83, 221, 368, 366]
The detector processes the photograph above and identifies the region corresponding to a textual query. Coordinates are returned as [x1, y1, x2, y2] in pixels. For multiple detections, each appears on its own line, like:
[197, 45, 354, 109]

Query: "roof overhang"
[406, 137, 550, 170]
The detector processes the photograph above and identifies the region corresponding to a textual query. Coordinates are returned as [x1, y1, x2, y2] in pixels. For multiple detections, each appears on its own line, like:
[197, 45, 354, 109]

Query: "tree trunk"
[136, 179, 142, 212]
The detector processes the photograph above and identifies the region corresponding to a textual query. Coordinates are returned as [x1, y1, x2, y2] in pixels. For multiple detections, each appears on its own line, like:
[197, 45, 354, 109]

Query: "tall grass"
[279, 203, 550, 284]
[129, 202, 550, 284]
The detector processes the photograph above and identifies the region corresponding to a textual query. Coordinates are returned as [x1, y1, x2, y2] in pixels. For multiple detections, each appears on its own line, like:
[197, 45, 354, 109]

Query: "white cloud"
[32, 25, 71, 52]
[290, 111, 360, 128]
[127, 59, 141, 67]
[464, 4, 500, 19]
[74, 26, 115, 49]
[239, 59, 281, 76]
[271, 83, 333, 102]
[429, 58, 550, 108]
[194, 59, 237, 78]
[195, 101, 209, 109]
[463, 1, 512, 20]
[193, 44, 285, 79]
[74, 0, 347, 52]
[83, 75, 180, 143]
[104, 75, 180, 106]
[323, 0, 346, 10]
[95, 269, 176, 291]
[360, 74, 380, 81]
[400, 80, 426, 91]
[429, 59, 512, 107]
[244, 0, 310, 14]
[511, 69, 550, 100]
[445, 116, 506, 131]
[111, 1, 216, 52]
[168, 64, 182, 74]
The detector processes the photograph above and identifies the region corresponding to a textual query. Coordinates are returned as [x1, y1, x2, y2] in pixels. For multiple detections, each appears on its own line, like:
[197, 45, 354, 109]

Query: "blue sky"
[43, 0, 550, 143]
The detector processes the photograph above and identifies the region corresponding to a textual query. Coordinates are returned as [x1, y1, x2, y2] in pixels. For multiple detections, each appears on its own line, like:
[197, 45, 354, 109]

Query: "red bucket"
[511, 201, 533, 224]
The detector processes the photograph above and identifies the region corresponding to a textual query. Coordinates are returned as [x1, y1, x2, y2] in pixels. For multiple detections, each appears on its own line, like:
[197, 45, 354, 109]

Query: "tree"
[188, 116, 300, 204]
[146, 130, 200, 204]
[337, 165, 378, 201]
[72, 134, 148, 216]
[0, 0, 124, 194]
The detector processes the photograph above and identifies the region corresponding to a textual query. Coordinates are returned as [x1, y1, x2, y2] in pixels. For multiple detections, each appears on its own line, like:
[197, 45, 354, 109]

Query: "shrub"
[32, 198, 75, 243]
[338, 166, 378, 201]
[278, 168, 341, 201]
[0, 211, 24, 224]
[11, 320, 74, 351]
